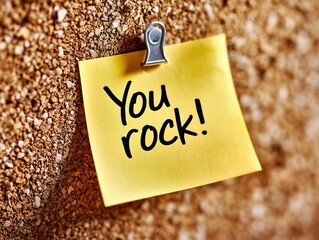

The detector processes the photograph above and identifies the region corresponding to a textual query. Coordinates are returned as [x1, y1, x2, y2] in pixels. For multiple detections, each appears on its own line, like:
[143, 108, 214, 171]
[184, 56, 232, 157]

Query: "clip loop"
[142, 21, 168, 67]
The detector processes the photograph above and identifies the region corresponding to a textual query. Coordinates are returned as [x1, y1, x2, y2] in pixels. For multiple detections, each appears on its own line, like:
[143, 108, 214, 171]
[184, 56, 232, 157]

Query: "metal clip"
[142, 21, 168, 67]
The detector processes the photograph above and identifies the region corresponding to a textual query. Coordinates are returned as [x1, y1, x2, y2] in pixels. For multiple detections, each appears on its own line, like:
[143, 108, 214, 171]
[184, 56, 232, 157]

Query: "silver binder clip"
[142, 21, 168, 67]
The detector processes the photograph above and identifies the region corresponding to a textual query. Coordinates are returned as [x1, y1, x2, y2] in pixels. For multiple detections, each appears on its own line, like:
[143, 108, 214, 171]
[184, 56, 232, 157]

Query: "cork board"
[1, 0, 319, 239]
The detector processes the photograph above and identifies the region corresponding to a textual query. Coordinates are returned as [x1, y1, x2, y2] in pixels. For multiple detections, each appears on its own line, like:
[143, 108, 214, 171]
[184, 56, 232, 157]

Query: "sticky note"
[79, 34, 261, 207]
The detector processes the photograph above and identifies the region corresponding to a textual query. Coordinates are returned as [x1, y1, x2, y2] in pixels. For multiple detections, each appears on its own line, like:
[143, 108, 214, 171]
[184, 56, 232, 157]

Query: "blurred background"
[1, 0, 319, 239]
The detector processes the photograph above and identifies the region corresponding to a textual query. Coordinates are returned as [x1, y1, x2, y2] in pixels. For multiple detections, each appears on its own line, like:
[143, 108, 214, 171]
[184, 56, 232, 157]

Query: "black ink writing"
[103, 81, 207, 159]
[103, 80, 170, 126]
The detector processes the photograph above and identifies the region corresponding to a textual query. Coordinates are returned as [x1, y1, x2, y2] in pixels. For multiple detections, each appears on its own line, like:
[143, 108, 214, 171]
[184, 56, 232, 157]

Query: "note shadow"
[33, 75, 146, 239]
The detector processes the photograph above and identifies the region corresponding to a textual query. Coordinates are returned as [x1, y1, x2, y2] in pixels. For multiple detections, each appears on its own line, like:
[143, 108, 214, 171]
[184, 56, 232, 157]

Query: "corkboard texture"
[1, 0, 319, 239]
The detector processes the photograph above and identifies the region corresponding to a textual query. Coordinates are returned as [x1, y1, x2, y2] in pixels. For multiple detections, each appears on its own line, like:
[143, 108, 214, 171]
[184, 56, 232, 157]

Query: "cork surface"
[1, 0, 319, 239]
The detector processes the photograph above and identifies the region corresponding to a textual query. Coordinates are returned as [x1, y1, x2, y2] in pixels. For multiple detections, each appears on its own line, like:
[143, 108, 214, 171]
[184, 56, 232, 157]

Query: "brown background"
[1, 0, 319, 239]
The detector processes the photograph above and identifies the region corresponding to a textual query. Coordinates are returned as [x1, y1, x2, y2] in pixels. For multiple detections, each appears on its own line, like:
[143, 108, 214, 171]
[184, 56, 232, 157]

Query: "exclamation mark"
[195, 99, 207, 135]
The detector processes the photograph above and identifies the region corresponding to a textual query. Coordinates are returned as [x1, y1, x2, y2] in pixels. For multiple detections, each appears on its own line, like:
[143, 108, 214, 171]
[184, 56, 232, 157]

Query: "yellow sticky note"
[79, 34, 261, 207]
